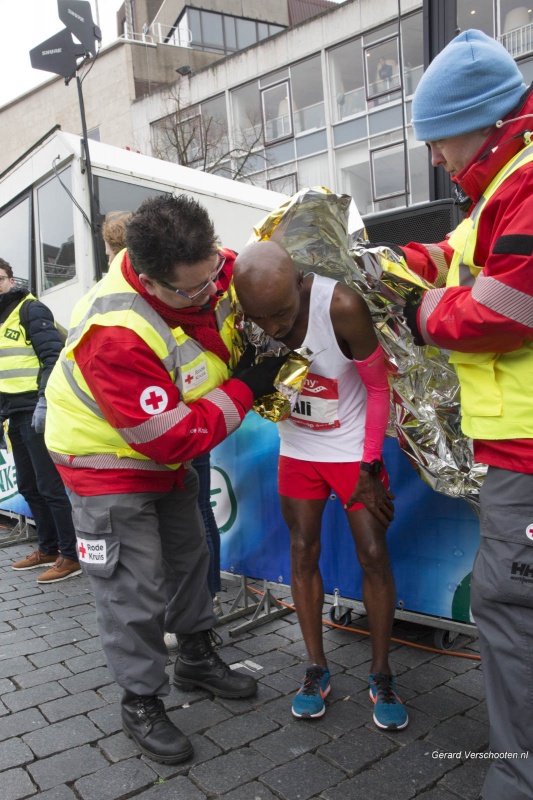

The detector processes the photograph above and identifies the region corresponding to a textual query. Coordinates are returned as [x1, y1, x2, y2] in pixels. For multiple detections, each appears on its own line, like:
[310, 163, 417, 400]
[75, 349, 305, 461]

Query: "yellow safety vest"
[445, 142, 533, 440]
[45, 266, 239, 472]
[0, 294, 40, 395]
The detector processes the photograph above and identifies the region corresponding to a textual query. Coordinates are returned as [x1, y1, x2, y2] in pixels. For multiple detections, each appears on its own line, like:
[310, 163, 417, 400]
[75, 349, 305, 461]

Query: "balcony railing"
[120, 24, 192, 47]
[498, 23, 533, 58]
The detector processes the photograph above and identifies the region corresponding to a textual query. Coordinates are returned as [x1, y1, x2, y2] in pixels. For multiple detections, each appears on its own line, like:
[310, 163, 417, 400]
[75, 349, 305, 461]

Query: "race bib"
[290, 373, 340, 430]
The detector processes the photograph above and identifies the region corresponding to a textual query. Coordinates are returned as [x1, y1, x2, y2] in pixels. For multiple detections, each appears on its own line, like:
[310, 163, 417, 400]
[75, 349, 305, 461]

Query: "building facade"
[2, 0, 533, 214]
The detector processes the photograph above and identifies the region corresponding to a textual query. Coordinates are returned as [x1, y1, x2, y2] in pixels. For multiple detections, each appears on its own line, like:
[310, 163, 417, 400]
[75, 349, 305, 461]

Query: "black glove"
[403, 301, 426, 346]
[234, 352, 290, 400]
[359, 240, 405, 259]
[233, 343, 257, 379]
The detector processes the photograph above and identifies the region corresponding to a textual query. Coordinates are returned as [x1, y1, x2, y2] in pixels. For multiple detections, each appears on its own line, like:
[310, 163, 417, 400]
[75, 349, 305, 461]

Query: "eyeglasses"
[0, 276, 11, 283]
[158, 253, 226, 300]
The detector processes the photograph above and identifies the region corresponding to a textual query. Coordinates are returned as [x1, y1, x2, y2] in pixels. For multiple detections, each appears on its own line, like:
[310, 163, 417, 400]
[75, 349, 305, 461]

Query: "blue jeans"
[9, 410, 78, 561]
[192, 452, 221, 596]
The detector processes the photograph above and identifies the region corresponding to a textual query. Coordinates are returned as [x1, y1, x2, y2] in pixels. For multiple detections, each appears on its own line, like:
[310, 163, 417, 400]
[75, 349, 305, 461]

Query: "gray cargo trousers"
[471, 467, 533, 800]
[70, 468, 216, 696]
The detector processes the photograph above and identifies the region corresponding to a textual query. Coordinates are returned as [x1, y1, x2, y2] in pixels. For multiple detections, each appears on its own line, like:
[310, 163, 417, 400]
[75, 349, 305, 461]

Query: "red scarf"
[122, 253, 231, 365]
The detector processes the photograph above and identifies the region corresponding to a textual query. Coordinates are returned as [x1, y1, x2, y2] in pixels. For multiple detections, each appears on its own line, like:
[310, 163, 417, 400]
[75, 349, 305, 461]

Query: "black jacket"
[0, 287, 64, 417]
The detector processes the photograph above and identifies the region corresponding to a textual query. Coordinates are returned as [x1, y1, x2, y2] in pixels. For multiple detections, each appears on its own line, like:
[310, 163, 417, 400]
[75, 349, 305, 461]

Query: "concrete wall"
[0, 43, 137, 174]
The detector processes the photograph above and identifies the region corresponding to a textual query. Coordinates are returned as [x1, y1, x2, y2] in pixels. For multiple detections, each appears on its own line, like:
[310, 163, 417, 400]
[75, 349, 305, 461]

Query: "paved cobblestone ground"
[0, 537, 489, 800]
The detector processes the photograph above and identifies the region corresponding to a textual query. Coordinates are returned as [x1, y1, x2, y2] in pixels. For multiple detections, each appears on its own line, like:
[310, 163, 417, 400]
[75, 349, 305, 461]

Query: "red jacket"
[56, 251, 254, 495]
[402, 88, 533, 472]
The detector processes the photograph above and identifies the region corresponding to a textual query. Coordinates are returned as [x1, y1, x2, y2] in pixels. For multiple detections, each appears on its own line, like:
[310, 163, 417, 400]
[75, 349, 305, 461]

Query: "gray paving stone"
[218, 781, 278, 800]
[133, 775, 207, 799]
[318, 726, 397, 776]
[13, 663, 73, 689]
[260, 752, 346, 800]
[0, 609, 22, 622]
[50, 604, 96, 619]
[28, 644, 84, 669]
[206, 710, 279, 750]
[73, 637, 103, 654]
[251, 721, 329, 765]
[63, 651, 108, 673]
[19, 602, 67, 617]
[27, 743, 109, 790]
[169, 698, 232, 735]
[10, 613, 52, 629]
[425, 715, 489, 754]
[465, 700, 489, 725]
[236, 633, 293, 656]
[0, 677, 16, 694]
[30, 618, 81, 637]
[97, 732, 139, 763]
[0, 766, 38, 800]
[87, 701, 122, 735]
[313, 697, 371, 737]
[142, 734, 221, 778]
[3, 682, 67, 713]
[397, 662, 455, 694]
[190, 749, 273, 795]
[42, 629, 92, 648]
[0, 708, 48, 742]
[328, 642, 378, 669]
[58, 666, 114, 694]
[431, 652, 481, 674]
[37, 787, 79, 800]
[409, 685, 479, 721]
[260, 671, 300, 695]
[40, 689, 107, 723]
[216, 681, 282, 714]
[446, 669, 486, 701]
[0, 639, 49, 662]
[0, 737, 35, 770]
[375, 707, 440, 745]
[22, 715, 102, 757]
[73, 758, 158, 800]
[441, 758, 490, 799]
[416, 790, 461, 800]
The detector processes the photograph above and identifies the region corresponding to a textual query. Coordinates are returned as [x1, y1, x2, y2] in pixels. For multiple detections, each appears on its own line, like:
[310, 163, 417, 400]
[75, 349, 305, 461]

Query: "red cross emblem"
[140, 386, 168, 415]
[78, 541, 87, 559]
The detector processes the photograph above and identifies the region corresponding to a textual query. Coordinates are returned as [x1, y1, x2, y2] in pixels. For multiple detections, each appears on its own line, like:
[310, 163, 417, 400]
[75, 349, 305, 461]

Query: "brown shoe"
[36, 556, 82, 584]
[12, 548, 58, 571]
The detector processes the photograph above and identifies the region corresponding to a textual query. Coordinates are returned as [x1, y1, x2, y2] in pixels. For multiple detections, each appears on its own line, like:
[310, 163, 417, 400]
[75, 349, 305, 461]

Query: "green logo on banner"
[210, 466, 237, 533]
[0, 447, 19, 502]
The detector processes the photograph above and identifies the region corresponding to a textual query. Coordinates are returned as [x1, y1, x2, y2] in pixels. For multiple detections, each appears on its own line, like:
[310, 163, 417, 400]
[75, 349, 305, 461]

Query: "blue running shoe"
[369, 672, 408, 730]
[292, 665, 331, 719]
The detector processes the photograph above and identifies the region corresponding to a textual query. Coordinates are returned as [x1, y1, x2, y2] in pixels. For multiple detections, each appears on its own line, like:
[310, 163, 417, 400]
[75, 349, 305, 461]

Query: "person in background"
[44, 194, 287, 765]
[384, 30, 532, 800]
[0, 259, 80, 583]
[233, 240, 407, 732]
[101, 210, 132, 265]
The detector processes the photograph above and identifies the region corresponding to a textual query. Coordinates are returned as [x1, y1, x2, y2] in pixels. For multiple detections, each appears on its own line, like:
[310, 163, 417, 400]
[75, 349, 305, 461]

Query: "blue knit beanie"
[412, 30, 526, 141]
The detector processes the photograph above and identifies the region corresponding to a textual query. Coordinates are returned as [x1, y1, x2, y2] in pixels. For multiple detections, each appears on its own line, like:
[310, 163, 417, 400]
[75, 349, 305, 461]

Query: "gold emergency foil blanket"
[251, 349, 311, 422]
[249, 187, 486, 509]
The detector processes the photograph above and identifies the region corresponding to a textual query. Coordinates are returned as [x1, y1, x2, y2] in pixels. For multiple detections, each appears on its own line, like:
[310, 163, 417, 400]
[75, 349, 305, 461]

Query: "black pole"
[76, 74, 103, 281]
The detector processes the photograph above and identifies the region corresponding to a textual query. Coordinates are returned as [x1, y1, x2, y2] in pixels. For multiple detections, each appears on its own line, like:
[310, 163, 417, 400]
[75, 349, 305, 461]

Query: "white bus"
[0, 128, 285, 327]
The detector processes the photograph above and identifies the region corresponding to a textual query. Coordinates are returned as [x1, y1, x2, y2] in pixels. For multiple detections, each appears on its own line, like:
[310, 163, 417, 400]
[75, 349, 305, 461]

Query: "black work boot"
[121, 691, 193, 764]
[174, 629, 257, 698]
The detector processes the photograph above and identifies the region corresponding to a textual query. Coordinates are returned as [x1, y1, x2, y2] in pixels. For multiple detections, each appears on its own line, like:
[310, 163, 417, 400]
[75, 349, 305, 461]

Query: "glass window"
[202, 95, 229, 164]
[262, 82, 292, 143]
[291, 56, 325, 135]
[371, 142, 407, 200]
[37, 168, 76, 291]
[333, 117, 368, 147]
[268, 173, 297, 194]
[499, 3, 533, 56]
[257, 22, 269, 40]
[408, 141, 430, 205]
[363, 22, 398, 46]
[297, 153, 330, 192]
[296, 130, 327, 158]
[266, 140, 295, 165]
[335, 142, 372, 214]
[236, 18, 256, 49]
[260, 69, 289, 88]
[187, 8, 202, 45]
[201, 11, 224, 49]
[269, 24, 285, 37]
[93, 177, 167, 273]
[401, 12, 424, 97]
[368, 105, 403, 136]
[365, 38, 401, 101]
[329, 39, 365, 122]
[0, 196, 31, 289]
[458, 0, 494, 37]
[224, 16, 237, 50]
[231, 82, 262, 148]
[519, 56, 533, 82]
